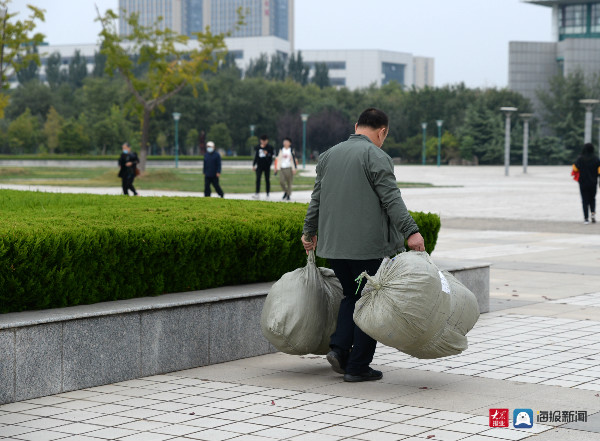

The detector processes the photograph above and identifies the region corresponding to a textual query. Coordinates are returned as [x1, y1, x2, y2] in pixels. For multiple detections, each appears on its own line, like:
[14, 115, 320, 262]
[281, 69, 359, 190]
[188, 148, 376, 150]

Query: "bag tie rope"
[354, 271, 380, 295]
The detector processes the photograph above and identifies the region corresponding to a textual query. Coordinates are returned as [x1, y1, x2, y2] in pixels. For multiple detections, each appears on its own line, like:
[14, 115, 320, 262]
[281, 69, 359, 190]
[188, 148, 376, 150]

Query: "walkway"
[2, 166, 600, 440]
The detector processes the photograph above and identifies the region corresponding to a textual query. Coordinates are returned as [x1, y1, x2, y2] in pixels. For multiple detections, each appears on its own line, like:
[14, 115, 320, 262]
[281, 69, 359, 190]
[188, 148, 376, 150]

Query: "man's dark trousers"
[205, 175, 224, 197]
[256, 166, 271, 194]
[328, 258, 382, 375]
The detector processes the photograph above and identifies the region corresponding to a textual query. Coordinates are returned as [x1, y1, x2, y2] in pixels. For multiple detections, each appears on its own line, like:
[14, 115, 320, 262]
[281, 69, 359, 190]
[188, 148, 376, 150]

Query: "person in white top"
[274, 137, 298, 200]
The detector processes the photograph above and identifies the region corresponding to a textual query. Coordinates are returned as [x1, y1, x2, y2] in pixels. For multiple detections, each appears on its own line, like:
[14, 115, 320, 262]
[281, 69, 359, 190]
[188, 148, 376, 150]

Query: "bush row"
[0, 190, 440, 313]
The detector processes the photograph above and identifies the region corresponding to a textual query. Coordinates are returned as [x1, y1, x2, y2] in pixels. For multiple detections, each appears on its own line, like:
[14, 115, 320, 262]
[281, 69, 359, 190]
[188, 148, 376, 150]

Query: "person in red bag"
[301, 108, 425, 383]
[573, 143, 600, 224]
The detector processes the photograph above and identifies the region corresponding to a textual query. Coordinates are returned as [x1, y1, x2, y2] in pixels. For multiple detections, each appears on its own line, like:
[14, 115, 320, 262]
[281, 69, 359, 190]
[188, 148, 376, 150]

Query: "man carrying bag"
[301, 108, 425, 382]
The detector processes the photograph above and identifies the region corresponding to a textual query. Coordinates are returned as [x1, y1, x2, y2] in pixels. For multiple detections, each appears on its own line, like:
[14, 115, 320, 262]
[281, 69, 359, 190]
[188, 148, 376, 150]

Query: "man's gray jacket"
[303, 134, 419, 260]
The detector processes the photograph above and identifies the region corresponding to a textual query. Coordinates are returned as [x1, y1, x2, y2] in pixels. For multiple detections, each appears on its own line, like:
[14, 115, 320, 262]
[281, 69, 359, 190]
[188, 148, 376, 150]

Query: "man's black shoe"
[326, 350, 345, 374]
[343, 369, 383, 382]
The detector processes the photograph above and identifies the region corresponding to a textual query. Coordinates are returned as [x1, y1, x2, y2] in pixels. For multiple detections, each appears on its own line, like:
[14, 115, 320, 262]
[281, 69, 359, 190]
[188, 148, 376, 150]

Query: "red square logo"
[489, 409, 509, 427]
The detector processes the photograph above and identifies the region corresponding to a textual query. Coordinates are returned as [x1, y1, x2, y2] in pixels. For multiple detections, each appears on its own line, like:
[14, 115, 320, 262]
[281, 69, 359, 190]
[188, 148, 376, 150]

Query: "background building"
[509, 0, 600, 113]
[301, 50, 434, 89]
[27, 0, 433, 90]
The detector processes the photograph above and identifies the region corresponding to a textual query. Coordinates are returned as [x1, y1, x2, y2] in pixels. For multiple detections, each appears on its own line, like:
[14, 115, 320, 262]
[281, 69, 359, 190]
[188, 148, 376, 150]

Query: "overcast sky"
[9, 0, 553, 88]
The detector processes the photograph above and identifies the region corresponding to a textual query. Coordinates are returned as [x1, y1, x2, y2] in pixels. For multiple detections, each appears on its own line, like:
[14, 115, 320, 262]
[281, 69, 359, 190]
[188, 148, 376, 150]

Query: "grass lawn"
[0, 167, 434, 193]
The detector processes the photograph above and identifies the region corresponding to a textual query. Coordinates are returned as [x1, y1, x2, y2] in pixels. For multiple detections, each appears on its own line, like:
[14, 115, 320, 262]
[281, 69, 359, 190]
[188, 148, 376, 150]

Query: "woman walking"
[573, 143, 600, 224]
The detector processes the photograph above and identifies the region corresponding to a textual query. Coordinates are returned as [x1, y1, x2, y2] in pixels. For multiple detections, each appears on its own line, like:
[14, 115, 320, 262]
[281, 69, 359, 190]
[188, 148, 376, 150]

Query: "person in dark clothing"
[573, 143, 600, 224]
[118, 142, 139, 196]
[252, 134, 274, 199]
[203, 141, 224, 198]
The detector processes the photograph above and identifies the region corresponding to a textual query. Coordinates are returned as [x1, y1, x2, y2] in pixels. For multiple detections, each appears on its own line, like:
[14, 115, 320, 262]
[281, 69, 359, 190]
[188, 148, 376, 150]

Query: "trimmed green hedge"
[0, 190, 440, 314]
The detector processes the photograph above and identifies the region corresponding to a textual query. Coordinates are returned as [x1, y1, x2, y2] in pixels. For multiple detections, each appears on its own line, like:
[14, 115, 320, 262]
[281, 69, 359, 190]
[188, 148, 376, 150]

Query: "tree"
[0, 1, 45, 117]
[156, 132, 168, 155]
[97, 8, 233, 170]
[267, 53, 286, 81]
[207, 122, 232, 150]
[287, 52, 309, 86]
[245, 53, 268, 79]
[7, 108, 40, 153]
[5, 78, 53, 120]
[312, 62, 330, 89]
[43, 106, 63, 154]
[93, 50, 107, 77]
[15, 44, 39, 84]
[68, 50, 88, 88]
[185, 128, 199, 155]
[45, 52, 65, 89]
[57, 119, 89, 154]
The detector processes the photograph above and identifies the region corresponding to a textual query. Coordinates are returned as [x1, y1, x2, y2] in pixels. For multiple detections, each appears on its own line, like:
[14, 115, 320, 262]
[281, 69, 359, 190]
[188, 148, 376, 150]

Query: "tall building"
[509, 1, 600, 113]
[118, 0, 294, 50]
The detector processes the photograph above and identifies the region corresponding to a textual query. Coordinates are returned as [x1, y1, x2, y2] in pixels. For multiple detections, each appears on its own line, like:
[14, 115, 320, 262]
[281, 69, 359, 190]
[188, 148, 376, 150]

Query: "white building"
[301, 50, 433, 89]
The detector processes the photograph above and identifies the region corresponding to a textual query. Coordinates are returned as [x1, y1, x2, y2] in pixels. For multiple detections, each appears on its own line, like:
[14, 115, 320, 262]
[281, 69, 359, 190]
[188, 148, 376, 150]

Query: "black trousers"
[204, 175, 224, 197]
[121, 175, 137, 195]
[580, 185, 597, 220]
[255, 166, 270, 195]
[328, 258, 382, 375]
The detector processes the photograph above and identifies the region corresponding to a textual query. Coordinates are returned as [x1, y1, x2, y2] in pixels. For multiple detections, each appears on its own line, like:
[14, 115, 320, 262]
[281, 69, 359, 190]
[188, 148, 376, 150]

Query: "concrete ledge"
[0, 261, 489, 404]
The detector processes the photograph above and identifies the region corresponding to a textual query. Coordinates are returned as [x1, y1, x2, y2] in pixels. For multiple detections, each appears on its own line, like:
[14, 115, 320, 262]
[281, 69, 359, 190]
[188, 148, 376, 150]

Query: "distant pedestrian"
[252, 134, 274, 199]
[573, 143, 600, 224]
[203, 141, 224, 198]
[274, 137, 298, 200]
[118, 142, 139, 196]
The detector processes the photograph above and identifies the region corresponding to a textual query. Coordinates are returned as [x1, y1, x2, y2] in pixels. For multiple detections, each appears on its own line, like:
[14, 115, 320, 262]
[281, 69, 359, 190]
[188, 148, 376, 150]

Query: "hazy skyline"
[9, 0, 553, 88]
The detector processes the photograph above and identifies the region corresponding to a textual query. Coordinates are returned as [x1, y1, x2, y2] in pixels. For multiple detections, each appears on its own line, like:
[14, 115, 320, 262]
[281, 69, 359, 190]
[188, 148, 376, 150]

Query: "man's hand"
[252, 166, 256, 171]
[216, 173, 220, 177]
[301, 234, 317, 254]
[407, 232, 425, 252]
[293, 169, 297, 175]
[126, 162, 132, 167]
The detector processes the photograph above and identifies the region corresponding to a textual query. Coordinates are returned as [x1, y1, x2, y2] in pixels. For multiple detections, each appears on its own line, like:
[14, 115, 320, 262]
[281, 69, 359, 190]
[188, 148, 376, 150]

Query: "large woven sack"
[353, 251, 479, 359]
[260, 251, 343, 355]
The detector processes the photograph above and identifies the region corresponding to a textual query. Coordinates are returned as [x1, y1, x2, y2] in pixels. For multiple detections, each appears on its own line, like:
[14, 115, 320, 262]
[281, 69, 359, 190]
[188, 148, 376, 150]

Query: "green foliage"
[185, 128, 199, 155]
[57, 119, 90, 154]
[7, 108, 40, 153]
[45, 52, 65, 89]
[207, 122, 232, 149]
[408, 211, 441, 255]
[97, 7, 232, 170]
[68, 50, 88, 88]
[312, 63, 330, 89]
[0, 0, 45, 117]
[0, 190, 440, 313]
[43, 106, 63, 154]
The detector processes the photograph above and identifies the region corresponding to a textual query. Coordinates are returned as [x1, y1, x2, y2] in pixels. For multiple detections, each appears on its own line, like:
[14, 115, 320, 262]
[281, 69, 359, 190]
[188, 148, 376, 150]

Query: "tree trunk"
[139, 107, 151, 171]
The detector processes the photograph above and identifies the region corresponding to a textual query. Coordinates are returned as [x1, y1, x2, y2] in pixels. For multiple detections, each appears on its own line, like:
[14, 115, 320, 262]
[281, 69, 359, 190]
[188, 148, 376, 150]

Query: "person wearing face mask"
[301, 108, 425, 383]
[118, 142, 139, 196]
[203, 141, 224, 198]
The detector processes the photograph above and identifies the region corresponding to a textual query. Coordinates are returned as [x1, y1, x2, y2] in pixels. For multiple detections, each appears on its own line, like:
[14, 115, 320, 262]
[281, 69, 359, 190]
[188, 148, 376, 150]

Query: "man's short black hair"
[283, 137, 292, 143]
[357, 108, 389, 129]
[583, 143, 595, 155]
[260, 134, 269, 141]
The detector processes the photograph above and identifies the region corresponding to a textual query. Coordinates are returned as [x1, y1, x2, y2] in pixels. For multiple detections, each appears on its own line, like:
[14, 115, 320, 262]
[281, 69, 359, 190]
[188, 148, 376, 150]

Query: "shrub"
[0, 190, 440, 313]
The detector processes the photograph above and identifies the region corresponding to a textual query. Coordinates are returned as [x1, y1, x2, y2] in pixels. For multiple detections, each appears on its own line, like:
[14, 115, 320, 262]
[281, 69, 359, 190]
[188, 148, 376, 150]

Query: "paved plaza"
[2, 165, 600, 440]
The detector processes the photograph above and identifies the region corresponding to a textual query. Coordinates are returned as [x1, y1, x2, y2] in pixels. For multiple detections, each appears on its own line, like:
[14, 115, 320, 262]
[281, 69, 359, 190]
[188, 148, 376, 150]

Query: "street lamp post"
[421, 122, 427, 165]
[520, 113, 533, 174]
[436, 120, 443, 167]
[172, 112, 181, 169]
[301, 113, 309, 169]
[580, 99, 600, 144]
[249, 124, 256, 138]
[500, 107, 518, 176]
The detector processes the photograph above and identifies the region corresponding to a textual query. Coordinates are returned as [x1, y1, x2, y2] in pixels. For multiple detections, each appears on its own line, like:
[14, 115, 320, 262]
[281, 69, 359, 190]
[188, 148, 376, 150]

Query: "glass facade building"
[119, 0, 292, 41]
